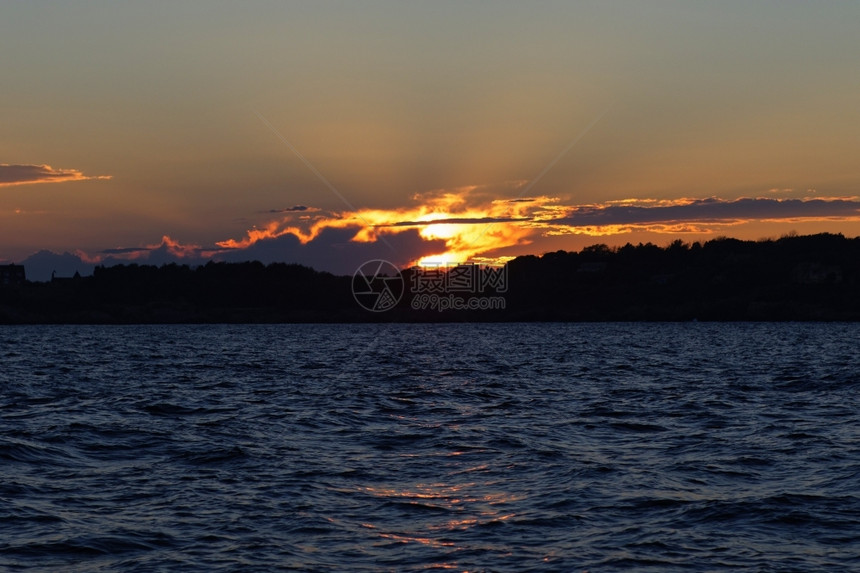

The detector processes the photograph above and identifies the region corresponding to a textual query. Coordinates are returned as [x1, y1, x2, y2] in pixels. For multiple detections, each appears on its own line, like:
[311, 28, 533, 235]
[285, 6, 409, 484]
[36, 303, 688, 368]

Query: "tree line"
[1, 233, 858, 323]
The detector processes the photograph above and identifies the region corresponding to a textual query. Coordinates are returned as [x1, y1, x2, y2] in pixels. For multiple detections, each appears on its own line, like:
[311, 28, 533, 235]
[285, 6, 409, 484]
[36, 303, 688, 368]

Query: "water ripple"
[1, 323, 858, 571]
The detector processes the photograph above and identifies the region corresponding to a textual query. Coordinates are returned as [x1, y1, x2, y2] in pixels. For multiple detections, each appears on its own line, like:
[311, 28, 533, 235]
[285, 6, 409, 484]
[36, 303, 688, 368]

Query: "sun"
[415, 252, 464, 267]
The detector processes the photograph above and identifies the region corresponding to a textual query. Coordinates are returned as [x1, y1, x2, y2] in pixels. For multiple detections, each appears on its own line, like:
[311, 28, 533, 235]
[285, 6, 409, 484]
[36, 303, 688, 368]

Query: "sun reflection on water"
[355, 479, 520, 567]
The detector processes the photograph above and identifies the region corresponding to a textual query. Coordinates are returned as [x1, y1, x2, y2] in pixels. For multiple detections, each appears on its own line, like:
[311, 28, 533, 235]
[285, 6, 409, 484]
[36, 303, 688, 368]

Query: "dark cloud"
[0, 164, 111, 187]
[265, 205, 313, 213]
[380, 216, 531, 227]
[217, 227, 445, 275]
[34, 196, 860, 282]
[21, 251, 95, 282]
[141, 244, 209, 268]
[79, 227, 445, 277]
[548, 197, 860, 228]
[100, 247, 151, 255]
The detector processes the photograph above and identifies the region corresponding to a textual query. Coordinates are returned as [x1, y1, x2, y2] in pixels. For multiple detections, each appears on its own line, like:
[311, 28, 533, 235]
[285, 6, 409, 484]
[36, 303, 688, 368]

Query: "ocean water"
[1, 323, 858, 572]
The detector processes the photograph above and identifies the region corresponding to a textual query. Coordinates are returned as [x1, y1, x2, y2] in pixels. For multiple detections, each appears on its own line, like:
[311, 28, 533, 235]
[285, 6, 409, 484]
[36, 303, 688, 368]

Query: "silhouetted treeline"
[0, 261, 358, 323]
[1, 233, 859, 323]
[503, 233, 860, 321]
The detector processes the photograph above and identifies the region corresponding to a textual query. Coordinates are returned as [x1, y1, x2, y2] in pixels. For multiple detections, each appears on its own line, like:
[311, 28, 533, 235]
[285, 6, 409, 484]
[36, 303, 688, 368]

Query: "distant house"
[51, 270, 82, 284]
[0, 264, 26, 285]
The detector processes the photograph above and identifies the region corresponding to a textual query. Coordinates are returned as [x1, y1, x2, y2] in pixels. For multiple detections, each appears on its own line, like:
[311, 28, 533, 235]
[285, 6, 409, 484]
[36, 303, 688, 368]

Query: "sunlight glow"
[92, 191, 860, 270]
[214, 187, 557, 266]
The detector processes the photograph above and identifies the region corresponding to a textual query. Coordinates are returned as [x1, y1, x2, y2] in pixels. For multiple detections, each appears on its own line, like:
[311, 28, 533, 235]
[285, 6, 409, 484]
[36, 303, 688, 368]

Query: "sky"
[3, 1, 860, 279]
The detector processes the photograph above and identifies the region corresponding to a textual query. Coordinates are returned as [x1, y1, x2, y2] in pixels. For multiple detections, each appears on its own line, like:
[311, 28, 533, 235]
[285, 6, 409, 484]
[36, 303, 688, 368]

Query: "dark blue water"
[1, 323, 858, 571]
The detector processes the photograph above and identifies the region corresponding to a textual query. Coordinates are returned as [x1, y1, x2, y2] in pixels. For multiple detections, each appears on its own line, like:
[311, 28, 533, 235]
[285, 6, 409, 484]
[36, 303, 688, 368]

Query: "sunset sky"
[3, 1, 860, 278]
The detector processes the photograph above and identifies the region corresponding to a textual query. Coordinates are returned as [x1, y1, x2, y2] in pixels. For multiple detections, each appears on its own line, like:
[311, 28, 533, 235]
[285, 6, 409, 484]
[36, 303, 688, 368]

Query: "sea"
[1, 323, 858, 572]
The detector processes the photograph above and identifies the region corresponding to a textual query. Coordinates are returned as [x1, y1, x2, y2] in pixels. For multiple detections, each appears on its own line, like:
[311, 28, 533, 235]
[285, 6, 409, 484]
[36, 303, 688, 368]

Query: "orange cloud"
[88, 191, 860, 272]
[215, 186, 558, 266]
[98, 235, 214, 262]
[208, 191, 860, 267]
[0, 164, 111, 187]
[543, 196, 860, 230]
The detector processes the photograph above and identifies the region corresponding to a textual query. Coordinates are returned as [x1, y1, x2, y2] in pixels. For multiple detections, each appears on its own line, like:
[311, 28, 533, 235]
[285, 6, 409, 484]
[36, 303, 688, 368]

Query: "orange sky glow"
[3, 2, 860, 279]
[81, 188, 860, 273]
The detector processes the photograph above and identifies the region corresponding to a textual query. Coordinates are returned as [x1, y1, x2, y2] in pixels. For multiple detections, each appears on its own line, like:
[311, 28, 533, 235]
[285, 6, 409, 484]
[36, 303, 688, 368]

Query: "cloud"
[138, 193, 860, 269]
[0, 164, 112, 187]
[218, 227, 445, 276]
[80, 228, 443, 277]
[99, 236, 216, 262]
[264, 205, 316, 213]
[213, 189, 553, 266]
[543, 196, 860, 232]
[100, 247, 151, 255]
[379, 216, 532, 227]
[59, 188, 860, 276]
[21, 250, 95, 282]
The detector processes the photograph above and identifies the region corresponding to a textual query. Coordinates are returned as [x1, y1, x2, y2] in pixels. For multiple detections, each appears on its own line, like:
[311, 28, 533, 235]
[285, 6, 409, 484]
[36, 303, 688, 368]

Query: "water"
[1, 323, 858, 572]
